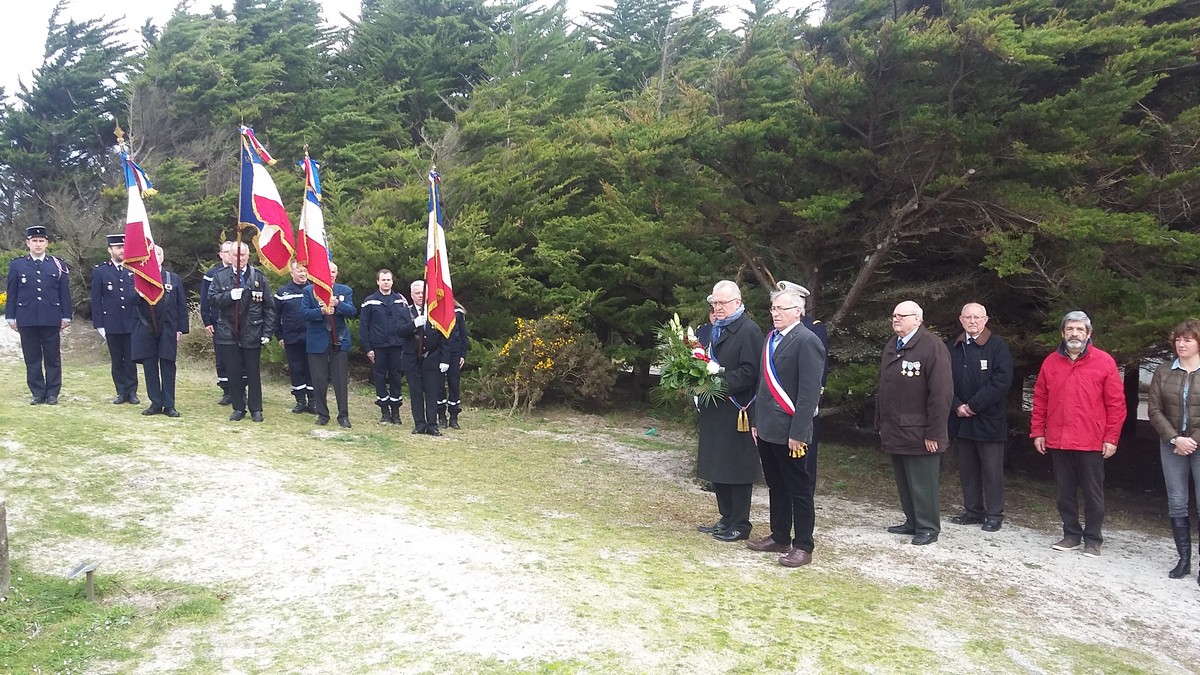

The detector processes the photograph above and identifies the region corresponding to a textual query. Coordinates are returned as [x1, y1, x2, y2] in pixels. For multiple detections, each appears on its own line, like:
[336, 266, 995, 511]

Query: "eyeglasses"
[712, 298, 740, 307]
[892, 313, 917, 319]
[960, 315, 987, 321]
[770, 306, 800, 314]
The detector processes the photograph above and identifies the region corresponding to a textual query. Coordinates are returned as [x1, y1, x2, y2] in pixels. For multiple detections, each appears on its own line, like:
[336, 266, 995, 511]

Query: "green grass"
[0, 355, 1194, 674]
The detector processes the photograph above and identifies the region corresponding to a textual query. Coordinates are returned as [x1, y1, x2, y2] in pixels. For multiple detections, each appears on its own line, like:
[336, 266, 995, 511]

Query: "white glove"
[706, 360, 721, 375]
[413, 314, 427, 327]
[230, 288, 244, 301]
[439, 362, 449, 373]
[97, 327, 106, 339]
[261, 336, 270, 345]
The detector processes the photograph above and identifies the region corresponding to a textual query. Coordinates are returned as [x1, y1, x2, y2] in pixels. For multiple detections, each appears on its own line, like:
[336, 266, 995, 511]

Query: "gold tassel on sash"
[790, 442, 808, 459]
[737, 406, 750, 432]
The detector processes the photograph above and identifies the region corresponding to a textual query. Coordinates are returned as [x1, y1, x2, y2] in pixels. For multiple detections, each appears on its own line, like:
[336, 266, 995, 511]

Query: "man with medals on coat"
[208, 242, 276, 422]
[91, 233, 140, 405]
[695, 280, 764, 543]
[406, 280, 449, 436]
[133, 246, 188, 417]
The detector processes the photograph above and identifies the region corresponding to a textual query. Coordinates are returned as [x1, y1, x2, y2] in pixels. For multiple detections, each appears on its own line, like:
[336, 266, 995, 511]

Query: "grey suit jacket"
[754, 322, 826, 446]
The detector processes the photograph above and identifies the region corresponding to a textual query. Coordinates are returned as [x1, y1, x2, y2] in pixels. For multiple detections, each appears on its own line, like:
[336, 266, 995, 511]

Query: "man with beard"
[1031, 310, 1125, 557]
[91, 233, 139, 405]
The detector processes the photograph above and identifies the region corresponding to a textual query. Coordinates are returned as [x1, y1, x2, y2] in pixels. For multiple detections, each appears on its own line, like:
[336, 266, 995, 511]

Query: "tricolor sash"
[763, 331, 795, 416]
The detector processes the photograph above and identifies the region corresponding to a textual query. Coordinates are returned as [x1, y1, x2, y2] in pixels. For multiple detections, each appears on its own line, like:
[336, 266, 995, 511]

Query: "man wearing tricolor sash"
[877, 301, 954, 546]
[746, 284, 826, 568]
[694, 280, 764, 543]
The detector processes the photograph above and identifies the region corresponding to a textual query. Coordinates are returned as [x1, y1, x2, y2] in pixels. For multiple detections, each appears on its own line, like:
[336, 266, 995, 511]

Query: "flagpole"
[116, 122, 161, 336]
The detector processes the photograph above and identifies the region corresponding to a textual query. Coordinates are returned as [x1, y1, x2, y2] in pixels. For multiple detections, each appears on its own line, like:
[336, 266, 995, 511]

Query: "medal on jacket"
[901, 360, 922, 377]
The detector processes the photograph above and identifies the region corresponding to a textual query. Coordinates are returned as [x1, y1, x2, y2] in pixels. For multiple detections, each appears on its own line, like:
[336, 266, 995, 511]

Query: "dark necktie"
[896, 338, 904, 350]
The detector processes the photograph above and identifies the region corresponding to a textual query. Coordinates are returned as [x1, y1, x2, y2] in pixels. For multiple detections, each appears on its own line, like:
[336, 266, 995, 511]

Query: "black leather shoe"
[981, 519, 1002, 532]
[713, 528, 750, 542]
[412, 427, 424, 434]
[30, 397, 44, 405]
[316, 415, 329, 426]
[128, 394, 140, 405]
[449, 416, 460, 429]
[164, 408, 181, 418]
[250, 411, 264, 422]
[290, 402, 307, 414]
[950, 514, 984, 525]
[44, 396, 58, 405]
[112, 395, 128, 404]
[141, 406, 163, 416]
[338, 416, 352, 429]
[887, 523, 916, 535]
[697, 523, 728, 534]
[911, 532, 939, 546]
[426, 428, 442, 437]
[218, 394, 232, 405]
[229, 410, 246, 421]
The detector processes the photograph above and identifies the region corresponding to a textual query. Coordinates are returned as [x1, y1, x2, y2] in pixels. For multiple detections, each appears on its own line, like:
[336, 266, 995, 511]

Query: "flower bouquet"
[652, 313, 726, 411]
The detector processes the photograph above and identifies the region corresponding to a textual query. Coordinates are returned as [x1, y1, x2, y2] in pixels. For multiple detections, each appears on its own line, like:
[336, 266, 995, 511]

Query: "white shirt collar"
[778, 319, 803, 337]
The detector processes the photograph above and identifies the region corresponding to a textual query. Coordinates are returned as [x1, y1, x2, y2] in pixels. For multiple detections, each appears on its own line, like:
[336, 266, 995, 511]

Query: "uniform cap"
[775, 280, 810, 297]
[26, 225, 49, 239]
[106, 233, 125, 246]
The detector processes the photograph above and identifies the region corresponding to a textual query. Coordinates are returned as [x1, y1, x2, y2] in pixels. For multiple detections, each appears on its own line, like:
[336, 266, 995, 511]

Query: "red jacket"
[1030, 343, 1126, 451]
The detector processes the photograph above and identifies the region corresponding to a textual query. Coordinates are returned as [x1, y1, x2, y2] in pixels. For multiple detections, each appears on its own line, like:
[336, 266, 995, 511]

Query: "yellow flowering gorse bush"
[492, 313, 615, 414]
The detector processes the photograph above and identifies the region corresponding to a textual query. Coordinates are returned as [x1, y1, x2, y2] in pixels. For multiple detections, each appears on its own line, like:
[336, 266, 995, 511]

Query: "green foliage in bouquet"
[652, 313, 726, 412]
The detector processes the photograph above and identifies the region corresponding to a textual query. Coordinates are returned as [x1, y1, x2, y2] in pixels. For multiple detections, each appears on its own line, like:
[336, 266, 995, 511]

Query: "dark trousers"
[18, 325, 62, 400]
[758, 439, 816, 552]
[955, 439, 1006, 520]
[712, 482, 753, 533]
[212, 334, 230, 393]
[804, 415, 821, 492]
[373, 346, 405, 409]
[218, 344, 262, 413]
[891, 453, 941, 536]
[439, 358, 462, 415]
[105, 332, 138, 397]
[1050, 449, 1105, 544]
[140, 357, 177, 410]
[309, 349, 349, 419]
[405, 357, 443, 431]
[283, 341, 312, 403]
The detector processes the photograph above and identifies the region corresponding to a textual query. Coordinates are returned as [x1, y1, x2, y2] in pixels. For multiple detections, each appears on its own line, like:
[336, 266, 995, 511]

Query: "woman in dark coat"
[132, 250, 189, 417]
[696, 280, 764, 542]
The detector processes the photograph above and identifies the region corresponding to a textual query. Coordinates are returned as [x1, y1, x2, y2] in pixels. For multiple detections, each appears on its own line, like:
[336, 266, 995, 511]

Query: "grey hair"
[711, 279, 741, 299]
[1061, 310, 1091, 332]
[769, 289, 807, 314]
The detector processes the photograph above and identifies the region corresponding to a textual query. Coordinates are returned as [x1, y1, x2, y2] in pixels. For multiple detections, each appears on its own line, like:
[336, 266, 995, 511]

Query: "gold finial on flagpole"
[114, 121, 126, 147]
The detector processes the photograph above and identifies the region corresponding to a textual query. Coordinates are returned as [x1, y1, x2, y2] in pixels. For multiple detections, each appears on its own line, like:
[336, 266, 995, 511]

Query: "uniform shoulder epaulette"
[813, 319, 822, 325]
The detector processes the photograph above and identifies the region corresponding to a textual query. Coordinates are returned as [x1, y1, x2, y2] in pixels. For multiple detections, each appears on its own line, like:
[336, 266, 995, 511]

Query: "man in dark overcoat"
[947, 302, 1013, 532]
[695, 280, 764, 543]
[746, 284, 825, 568]
[133, 247, 188, 417]
[6, 225, 72, 404]
[208, 242, 276, 422]
[877, 300, 954, 545]
[405, 280, 449, 436]
[91, 233, 140, 404]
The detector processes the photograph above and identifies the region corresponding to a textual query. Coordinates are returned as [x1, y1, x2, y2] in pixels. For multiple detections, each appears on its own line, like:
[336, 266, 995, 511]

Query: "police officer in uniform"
[91, 233, 140, 404]
[438, 302, 469, 429]
[133, 246, 189, 417]
[406, 280, 449, 436]
[6, 225, 72, 404]
[200, 241, 234, 404]
[274, 260, 314, 413]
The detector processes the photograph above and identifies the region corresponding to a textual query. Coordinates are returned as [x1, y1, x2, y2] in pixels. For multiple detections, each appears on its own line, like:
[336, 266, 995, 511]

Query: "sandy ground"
[5, 325, 1200, 672]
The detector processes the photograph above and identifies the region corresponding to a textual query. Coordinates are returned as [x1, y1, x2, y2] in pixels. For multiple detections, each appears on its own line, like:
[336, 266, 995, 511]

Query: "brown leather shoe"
[746, 536, 790, 553]
[779, 548, 813, 568]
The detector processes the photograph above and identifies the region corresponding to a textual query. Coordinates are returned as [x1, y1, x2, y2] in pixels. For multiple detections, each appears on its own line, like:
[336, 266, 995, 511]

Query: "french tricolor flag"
[238, 126, 295, 273]
[296, 151, 333, 308]
[121, 151, 164, 305]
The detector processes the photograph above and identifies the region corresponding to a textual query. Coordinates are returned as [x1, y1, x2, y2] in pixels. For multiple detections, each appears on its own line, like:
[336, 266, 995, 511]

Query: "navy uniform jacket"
[359, 290, 413, 351]
[273, 280, 311, 343]
[6, 254, 72, 327]
[132, 271, 189, 361]
[447, 308, 469, 360]
[301, 283, 355, 353]
[199, 263, 228, 328]
[404, 305, 449, 364]
[90, 261, 138, 333]
[804, 315, 830, 388]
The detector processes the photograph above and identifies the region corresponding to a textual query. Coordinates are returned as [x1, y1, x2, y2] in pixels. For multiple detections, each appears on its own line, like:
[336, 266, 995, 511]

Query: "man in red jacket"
[1031, 310, 1126, 557]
